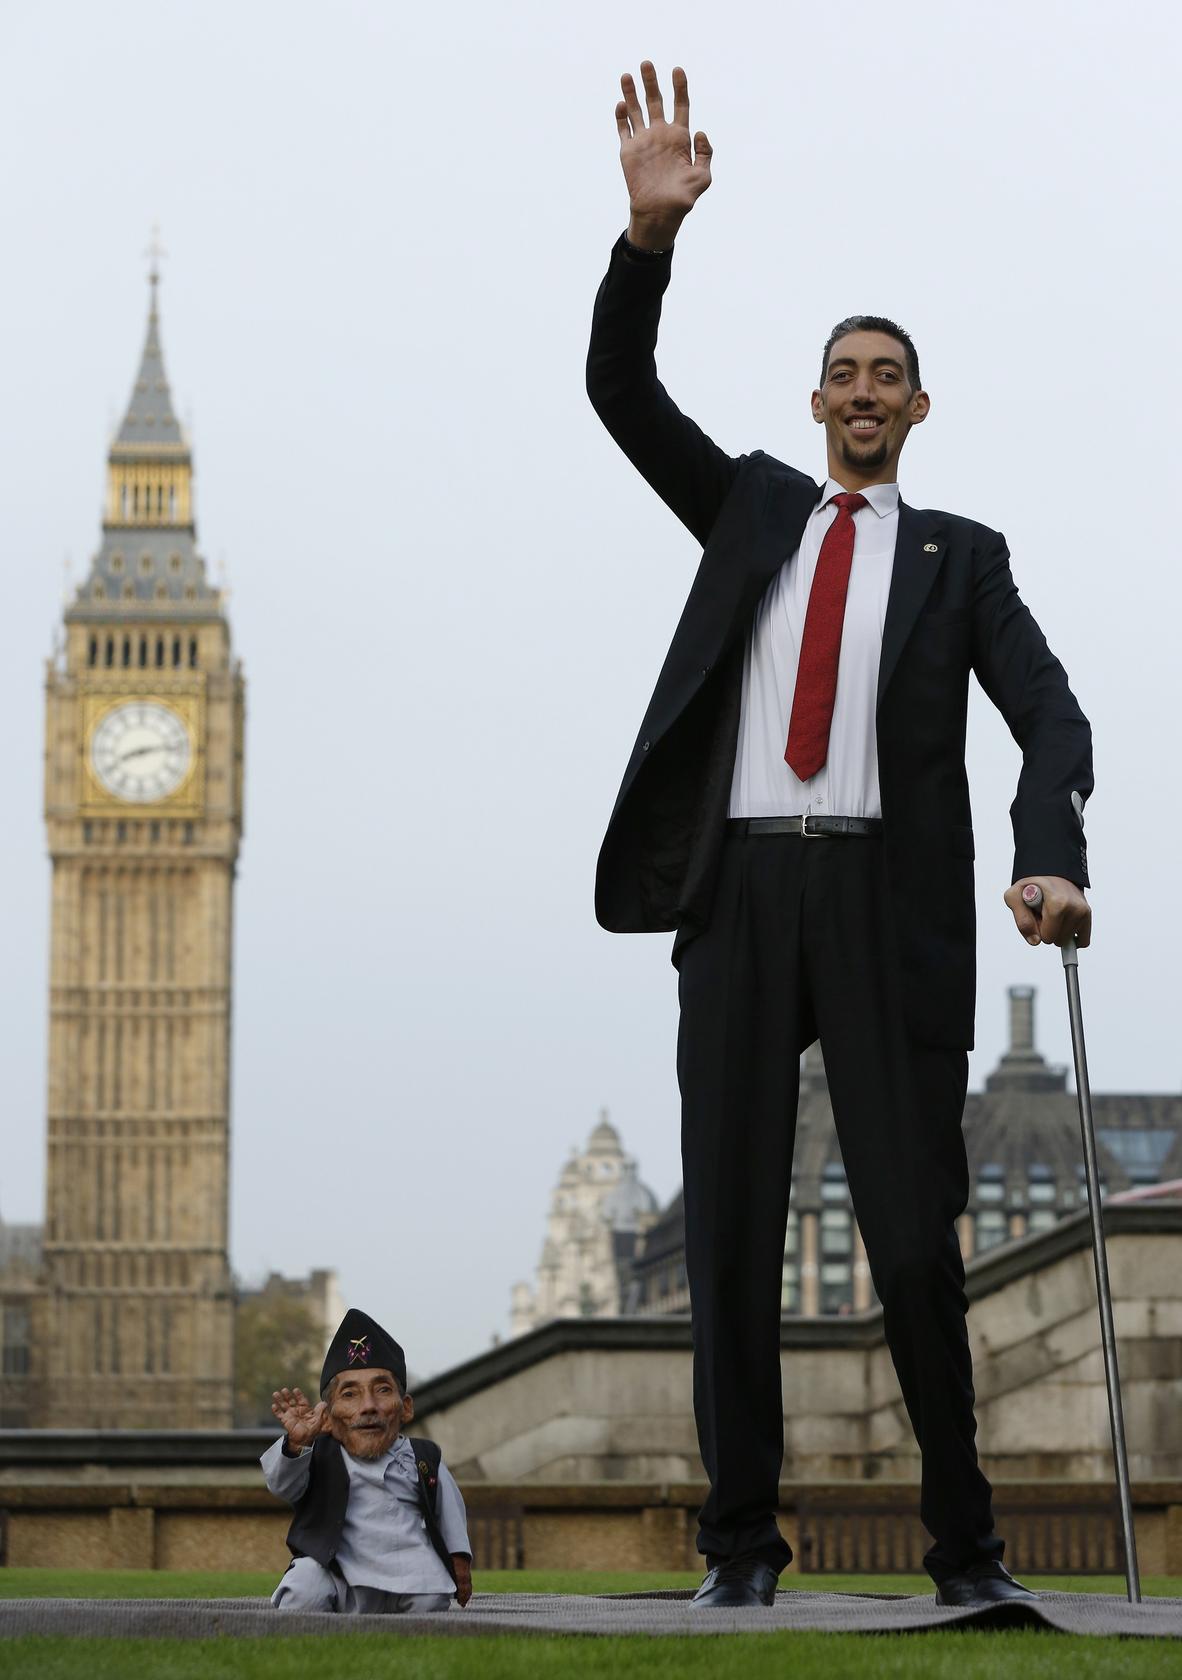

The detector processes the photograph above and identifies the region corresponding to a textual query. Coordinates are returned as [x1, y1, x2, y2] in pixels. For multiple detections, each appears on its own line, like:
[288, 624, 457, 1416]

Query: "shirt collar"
[821, 477, 900, 518]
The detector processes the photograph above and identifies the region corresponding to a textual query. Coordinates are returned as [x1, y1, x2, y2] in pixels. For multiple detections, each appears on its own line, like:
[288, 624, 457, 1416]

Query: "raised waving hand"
[617, 63, 712, 251]
[271, 1385, 331, 1450]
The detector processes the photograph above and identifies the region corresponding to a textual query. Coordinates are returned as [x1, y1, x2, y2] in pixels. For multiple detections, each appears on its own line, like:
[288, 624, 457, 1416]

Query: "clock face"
[91, 701, 192, 803]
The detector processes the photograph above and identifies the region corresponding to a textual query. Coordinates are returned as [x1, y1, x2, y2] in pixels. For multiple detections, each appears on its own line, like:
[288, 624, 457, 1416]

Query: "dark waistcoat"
[283, 1434, 455, 1585]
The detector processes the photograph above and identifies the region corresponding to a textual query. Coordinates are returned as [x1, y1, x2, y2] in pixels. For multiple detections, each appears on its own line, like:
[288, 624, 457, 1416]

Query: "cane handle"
[1020, 882, 1079, 965]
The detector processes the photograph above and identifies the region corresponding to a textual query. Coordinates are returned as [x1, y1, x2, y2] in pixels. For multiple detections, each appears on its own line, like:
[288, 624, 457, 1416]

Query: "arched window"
[821, 1161, 849, 1203]
[1026, 1162, 1058, 1232]
[781, 1208, 800, 1312]
[976, 1209, 1008, 1252]
[820, 1207, 853, 1312]
[976, 1164, 1005, 1203]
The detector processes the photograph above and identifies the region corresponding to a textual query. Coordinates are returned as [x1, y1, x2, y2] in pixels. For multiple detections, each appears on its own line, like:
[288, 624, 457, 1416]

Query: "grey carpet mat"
[1, 1591, 1179, 1639]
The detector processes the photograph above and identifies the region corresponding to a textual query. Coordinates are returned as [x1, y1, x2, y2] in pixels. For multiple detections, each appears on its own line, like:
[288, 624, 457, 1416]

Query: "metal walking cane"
[1022, 880, 1142, 1603]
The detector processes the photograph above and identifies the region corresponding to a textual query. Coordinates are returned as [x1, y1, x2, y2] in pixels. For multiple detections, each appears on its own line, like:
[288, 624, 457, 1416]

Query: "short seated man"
[262, 1308, 472, 1613]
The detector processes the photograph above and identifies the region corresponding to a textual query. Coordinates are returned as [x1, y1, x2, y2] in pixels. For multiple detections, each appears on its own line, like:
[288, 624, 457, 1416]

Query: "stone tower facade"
[40, 270, 243, 1427]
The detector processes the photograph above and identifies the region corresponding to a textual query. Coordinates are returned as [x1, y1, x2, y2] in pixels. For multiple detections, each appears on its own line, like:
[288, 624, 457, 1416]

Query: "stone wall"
[3, 1475, 1181, 1576]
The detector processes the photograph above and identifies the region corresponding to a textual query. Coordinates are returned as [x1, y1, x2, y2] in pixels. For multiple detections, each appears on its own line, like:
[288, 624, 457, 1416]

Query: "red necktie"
[784, 491, 868, 781]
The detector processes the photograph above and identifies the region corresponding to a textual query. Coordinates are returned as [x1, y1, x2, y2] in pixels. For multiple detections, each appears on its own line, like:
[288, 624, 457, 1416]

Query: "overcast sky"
[1, 1, 1178, 1379]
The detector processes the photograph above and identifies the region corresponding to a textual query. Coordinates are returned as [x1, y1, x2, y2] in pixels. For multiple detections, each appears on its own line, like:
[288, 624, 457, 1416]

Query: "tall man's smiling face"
[327, 1367, 412, 1460]
[811, 330, 930, 488]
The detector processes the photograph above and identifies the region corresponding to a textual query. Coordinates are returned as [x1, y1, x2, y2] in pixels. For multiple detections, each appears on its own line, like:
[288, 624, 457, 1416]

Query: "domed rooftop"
[600, 1161, 659, 1233]
[587, 1109, 623, 1154]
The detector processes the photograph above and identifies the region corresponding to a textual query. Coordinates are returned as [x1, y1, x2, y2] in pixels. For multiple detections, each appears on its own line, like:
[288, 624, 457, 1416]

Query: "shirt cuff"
[620, 230, 674, 261]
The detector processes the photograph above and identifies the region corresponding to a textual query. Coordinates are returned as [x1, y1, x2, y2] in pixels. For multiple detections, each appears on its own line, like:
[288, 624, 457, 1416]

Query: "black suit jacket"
[586, 236, 1092, 1050]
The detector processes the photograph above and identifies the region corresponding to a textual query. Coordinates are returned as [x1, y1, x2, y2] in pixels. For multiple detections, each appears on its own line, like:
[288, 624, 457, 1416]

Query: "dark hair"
[820, 315, 921, 393]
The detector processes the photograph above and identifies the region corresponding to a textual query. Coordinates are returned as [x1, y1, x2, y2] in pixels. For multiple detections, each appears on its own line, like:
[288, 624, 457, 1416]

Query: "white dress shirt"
[728, 478, 900, 820]
[261, 1432, 471, 1596]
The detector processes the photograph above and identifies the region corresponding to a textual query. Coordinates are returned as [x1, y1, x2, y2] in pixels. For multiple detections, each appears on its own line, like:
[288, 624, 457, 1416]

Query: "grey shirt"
[261, 1433, 470, 1595]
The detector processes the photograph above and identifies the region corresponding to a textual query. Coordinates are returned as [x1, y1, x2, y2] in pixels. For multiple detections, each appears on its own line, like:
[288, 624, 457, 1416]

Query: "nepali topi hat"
[320, 1308, 407, 1396]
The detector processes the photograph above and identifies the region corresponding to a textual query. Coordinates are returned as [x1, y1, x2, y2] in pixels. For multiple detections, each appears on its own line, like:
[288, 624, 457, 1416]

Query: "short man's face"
[327, 1367, 411, 1460]
[811, 330, 929, 480]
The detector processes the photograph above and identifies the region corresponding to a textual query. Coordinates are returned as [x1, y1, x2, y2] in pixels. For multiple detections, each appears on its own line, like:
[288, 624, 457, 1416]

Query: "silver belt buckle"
[801, 807, 820, 839]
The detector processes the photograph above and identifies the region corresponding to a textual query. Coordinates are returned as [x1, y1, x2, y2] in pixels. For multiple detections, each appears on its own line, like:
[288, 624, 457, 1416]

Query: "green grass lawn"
[1, 1571, 1177, 1680]
[2, 1631, 1181, 1680]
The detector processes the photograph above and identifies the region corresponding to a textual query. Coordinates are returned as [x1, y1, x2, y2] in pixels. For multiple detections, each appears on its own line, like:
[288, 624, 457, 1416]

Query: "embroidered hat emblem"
[347, 1336, 371, 1365]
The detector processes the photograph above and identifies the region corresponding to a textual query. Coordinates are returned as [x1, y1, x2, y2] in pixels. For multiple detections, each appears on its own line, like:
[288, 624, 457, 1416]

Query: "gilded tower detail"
[41, 269, 243, 1426]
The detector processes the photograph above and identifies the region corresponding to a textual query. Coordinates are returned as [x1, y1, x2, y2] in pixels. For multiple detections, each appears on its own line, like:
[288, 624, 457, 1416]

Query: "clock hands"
[115, 741, 176, 764]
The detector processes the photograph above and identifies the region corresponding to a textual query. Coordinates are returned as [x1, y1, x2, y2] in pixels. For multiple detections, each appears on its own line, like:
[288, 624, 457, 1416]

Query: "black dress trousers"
[675, 825, 1004, 1582]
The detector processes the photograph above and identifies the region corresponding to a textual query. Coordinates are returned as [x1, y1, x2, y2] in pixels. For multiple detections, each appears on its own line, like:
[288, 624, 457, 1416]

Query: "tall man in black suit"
[587, 64, 1093, 1610]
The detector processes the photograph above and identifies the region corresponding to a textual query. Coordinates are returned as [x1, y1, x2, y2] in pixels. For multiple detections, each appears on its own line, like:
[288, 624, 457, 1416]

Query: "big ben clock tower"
[41, 263, 243, 1427]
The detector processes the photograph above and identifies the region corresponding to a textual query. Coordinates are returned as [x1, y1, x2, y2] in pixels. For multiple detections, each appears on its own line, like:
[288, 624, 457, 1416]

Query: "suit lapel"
[684, 472, 821, 670]
[877, 502, 946, 706]
[758, 475, 825, 591]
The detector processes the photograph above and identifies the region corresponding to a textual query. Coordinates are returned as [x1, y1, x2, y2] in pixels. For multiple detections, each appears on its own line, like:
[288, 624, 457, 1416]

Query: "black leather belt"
[727, 815, 884, 838]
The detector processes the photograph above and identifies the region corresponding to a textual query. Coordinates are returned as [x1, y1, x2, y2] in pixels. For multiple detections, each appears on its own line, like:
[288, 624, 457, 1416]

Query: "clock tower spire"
[42, 262, 244, 1428]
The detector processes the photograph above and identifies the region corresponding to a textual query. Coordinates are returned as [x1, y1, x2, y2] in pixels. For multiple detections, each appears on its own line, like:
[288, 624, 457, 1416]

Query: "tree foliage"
[234, 1289, 323, 1427]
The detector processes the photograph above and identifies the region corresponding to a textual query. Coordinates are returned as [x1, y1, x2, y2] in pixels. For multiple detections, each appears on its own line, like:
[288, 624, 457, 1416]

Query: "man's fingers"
[615, 100, 632, 142]
[640, 60, 666, 123]
[1015, 907, 1041, 945]
[671, 65, 690, 128]
[693, 131, 712, 176]
[1003, 885, 1041, 945]
[620, 72, 645, 130]
[1047, 901, 1091, 949]
[1006, 878, 1091, 949]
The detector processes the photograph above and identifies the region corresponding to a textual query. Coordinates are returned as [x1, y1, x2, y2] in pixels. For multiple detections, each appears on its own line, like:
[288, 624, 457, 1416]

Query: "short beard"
[839, 433, 888, 472]
[336, 1418, 400, 1460]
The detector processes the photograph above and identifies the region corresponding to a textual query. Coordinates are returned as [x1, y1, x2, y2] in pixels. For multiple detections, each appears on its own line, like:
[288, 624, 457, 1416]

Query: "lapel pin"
[923, 542, 939, 553]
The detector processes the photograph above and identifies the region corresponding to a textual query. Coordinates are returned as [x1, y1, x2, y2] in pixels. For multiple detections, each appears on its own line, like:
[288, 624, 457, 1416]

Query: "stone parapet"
[2, 1477, 1181, 1576]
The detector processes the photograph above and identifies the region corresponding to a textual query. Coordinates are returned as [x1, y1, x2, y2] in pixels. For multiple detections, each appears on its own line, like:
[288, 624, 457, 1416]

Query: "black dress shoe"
[691, 1559, 779, 1608]
[935, 1562, 1036, 1606]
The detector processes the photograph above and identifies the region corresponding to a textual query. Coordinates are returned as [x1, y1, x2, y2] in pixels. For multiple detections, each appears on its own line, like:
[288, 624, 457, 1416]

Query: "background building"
[510, 1113, 658, 1336]
[0, 269, 244, 1427]
[0, 1212, 44, 1427]
[519, 988, 1182, 1326]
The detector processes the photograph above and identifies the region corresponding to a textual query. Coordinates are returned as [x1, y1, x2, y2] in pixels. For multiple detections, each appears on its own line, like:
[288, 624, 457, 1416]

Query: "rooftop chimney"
[985, 985, 1068, 1093]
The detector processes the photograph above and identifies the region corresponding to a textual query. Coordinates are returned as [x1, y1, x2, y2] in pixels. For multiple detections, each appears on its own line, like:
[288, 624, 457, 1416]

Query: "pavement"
[1, 1589, 1180, 1639]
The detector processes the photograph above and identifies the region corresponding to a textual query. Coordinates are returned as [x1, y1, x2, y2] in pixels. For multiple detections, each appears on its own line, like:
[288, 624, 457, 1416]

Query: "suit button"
[642, 740, 651, 752]
[701, 665, 710, 676]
